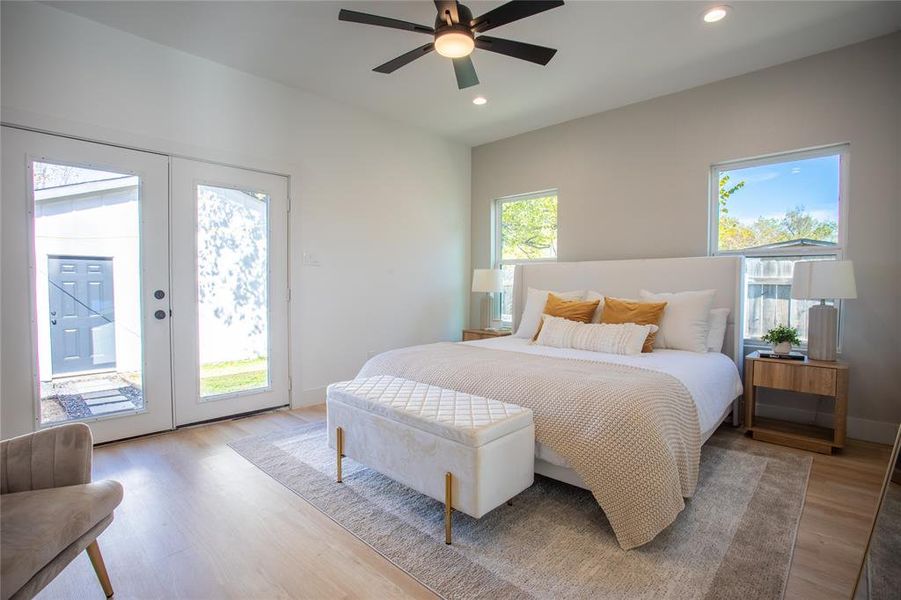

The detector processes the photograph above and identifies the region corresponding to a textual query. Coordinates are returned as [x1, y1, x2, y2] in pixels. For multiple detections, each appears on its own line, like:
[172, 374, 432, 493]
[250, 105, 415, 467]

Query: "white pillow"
[535, 315, 657, 356]
[584, 290, 605, 323]
[515, 288, 584, 339]
[706, 308, 730, 353]
[639, 289, 716, 353]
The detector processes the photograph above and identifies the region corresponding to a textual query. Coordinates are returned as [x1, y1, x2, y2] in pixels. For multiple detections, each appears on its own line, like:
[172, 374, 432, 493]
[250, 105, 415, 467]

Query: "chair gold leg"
[86, 540, 114, 598]
[336, 427, 344, 483]
[445, 472, 453, 545]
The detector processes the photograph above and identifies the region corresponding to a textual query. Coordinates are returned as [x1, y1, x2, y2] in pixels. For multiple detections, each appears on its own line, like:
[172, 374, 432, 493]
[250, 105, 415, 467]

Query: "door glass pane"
[33, 161, 145, 424]
[196, 184, 269, 398]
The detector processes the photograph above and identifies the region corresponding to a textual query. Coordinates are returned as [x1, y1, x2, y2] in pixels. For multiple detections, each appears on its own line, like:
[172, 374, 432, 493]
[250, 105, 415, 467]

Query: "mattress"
[463, 336, 743, 467]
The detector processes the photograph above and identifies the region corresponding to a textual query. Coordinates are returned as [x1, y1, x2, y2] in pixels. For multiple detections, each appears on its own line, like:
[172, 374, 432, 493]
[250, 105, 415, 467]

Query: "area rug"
[230, 423, 811, 600]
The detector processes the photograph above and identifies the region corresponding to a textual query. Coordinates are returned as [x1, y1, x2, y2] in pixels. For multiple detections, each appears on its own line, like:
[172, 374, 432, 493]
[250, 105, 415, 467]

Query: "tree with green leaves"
[718, 175, 745, 215]
[500, 196, 557, 260]
[717, 176, 837, 250]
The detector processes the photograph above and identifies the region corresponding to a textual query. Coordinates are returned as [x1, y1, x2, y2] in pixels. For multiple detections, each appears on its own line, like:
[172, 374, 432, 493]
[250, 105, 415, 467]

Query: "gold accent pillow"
[600, 297, 668, 352]
[533, 293, 601, 340]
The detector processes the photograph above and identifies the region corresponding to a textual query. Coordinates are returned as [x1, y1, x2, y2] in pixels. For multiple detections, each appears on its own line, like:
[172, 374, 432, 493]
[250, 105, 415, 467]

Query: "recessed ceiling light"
[703, 6, 730, 23]
[473, 97, 487, 106]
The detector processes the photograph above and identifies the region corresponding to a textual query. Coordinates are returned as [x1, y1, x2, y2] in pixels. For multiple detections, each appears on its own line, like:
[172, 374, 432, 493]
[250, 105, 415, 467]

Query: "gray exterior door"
[48, 256, 116, 375]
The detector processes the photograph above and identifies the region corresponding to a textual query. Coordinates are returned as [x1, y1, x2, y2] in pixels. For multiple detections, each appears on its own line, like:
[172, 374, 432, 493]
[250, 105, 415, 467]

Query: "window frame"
[492, 188, 559, 326]
[708, 144, 850, 348]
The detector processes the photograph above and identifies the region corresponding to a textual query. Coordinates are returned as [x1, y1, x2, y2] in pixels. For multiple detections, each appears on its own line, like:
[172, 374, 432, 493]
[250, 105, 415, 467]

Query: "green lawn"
[200, 357, 268, 397]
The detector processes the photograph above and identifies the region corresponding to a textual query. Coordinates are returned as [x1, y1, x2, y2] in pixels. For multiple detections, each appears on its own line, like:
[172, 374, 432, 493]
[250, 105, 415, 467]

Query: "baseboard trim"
[294, 385, 327, 408]
[756, 402, 898, 444]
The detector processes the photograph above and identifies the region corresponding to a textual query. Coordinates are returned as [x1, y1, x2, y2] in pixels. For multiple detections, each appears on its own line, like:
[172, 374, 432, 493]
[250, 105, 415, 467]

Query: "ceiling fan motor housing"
[435, 3, 473, 29]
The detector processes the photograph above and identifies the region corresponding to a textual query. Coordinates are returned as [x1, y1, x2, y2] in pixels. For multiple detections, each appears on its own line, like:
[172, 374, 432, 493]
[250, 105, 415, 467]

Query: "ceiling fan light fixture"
[434, 28, 475, 58]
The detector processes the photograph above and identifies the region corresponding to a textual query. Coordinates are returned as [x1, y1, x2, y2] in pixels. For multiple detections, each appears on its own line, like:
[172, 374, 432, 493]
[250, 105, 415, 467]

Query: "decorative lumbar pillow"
[532, 293, 601, 340]
[706, 308, 730, 353]
[600, 297, 667, 353]
[536, 315, 658, 356]
[639, 289, 716, 353]
[584, 291, 605, 323]
[515, 288, 584, 339]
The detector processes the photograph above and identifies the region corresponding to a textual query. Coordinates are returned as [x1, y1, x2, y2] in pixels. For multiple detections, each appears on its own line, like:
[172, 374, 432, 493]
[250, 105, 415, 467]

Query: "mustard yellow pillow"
[533, 293, 600, 340]
[600, 297, 667, 352]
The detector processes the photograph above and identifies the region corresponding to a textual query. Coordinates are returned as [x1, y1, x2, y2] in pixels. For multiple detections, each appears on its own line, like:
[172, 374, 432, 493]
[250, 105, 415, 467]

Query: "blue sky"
[721, 154, 840, 225]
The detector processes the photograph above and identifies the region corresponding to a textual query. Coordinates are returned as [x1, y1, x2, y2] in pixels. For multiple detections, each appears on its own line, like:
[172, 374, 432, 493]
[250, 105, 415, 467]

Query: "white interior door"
[1, 127, 174, 443]
[170, 158, 289, 425]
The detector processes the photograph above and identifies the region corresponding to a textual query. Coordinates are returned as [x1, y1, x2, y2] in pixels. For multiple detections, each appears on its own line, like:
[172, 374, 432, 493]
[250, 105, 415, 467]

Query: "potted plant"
[761, 324, 801, 355]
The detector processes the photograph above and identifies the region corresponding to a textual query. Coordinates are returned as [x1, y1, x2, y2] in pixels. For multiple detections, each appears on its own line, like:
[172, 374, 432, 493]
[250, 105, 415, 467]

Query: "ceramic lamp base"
[479, 294, 491, 330]
[807, 303, 838, 361]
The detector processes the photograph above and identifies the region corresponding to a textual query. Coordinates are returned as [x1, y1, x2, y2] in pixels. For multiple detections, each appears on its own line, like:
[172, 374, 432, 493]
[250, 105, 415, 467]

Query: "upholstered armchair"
[0, 423, 123, 600]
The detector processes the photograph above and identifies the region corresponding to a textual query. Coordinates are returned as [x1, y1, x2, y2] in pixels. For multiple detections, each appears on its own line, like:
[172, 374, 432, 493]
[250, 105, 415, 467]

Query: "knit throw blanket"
[358, 342, 701, 550]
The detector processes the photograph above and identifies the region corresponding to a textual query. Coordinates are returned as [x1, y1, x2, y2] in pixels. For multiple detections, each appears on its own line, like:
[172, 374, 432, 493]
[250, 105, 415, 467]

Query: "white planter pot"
[772, 341, 792, 354]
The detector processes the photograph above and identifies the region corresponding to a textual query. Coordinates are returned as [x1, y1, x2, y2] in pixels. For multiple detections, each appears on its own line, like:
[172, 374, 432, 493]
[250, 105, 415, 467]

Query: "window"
[493, 190, 558, 326]
[710, 145, 847, 345]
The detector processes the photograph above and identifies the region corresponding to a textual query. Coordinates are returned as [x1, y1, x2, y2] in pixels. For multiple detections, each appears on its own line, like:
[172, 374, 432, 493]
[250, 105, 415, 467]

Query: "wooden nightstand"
[744, 350, 849, 454]
[462, 328, 512, 341]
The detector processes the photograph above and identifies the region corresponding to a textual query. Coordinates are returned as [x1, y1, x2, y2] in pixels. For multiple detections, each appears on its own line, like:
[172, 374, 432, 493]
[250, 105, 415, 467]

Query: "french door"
[169, 159, 289, 425]
[2, 127, 173, 443]
[1, 128, 289, 442]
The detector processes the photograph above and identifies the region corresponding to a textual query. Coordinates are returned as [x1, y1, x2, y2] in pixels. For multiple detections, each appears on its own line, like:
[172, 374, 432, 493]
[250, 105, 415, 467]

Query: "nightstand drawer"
[752, 362, 836, 396]
[462, 329, 511, 341]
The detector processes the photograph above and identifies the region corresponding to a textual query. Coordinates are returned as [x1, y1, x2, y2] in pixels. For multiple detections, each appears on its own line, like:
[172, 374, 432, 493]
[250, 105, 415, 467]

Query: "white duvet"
[463, 336, 743, 467]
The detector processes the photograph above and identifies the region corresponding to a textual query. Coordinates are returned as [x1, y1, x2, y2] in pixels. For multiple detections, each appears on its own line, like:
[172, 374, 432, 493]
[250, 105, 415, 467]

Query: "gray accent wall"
[471, 33, 901, 441]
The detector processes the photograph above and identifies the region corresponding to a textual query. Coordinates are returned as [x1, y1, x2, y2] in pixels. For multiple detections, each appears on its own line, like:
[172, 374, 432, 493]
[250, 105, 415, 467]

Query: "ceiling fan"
[338, 1, 564, 89]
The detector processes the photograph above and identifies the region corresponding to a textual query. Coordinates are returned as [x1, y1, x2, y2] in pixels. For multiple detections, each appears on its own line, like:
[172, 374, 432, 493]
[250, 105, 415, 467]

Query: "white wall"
[471, 33, 901, 442]
[35, 184, 143, 377]
[1, 1, 470, 437]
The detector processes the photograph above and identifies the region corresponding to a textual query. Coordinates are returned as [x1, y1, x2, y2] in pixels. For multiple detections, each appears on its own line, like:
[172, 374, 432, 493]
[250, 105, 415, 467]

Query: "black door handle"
[154, 310, 167, 320]
[50, 319, 57, 325]
[154, 290, 166, 300]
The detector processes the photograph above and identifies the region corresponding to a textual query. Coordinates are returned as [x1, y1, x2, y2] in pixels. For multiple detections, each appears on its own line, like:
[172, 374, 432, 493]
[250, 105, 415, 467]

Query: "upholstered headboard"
[512, 256, 745, 368]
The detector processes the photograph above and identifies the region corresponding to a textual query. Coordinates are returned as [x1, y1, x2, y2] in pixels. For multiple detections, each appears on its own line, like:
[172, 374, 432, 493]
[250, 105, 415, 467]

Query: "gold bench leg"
[336, 427, 344, 483]
[445, 472, 453, 545]
[86, 540, 114, 598]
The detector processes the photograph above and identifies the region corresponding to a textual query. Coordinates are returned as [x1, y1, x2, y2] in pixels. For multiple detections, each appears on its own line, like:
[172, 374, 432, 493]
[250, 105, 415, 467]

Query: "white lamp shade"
[791, 260, 857, 300]
[472, 269, 504, 293]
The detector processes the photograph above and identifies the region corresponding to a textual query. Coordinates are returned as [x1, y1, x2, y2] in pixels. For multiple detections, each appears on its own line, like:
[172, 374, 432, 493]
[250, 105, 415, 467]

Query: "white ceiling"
[48, 1, 901, 146]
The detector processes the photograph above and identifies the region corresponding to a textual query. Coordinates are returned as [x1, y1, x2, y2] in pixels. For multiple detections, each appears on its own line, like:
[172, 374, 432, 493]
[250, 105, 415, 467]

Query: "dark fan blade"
[373, 43, 435, 74]
[470, 1, 564, 33]
[434, 0, 459, 24]
[338, 9, 434, 35]
[452, 56, 479, 89]
[475, 36, 557, 65]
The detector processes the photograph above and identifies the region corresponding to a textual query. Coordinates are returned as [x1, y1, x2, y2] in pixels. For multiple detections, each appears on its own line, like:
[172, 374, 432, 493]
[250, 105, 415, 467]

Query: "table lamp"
[472, 269, 504, 330]
[791, 260, 856, 361]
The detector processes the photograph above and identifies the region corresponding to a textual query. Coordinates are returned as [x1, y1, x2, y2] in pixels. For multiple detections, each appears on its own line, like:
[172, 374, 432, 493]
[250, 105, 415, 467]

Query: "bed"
[359, 256, 745, 548]
[464, 336, 743, 487]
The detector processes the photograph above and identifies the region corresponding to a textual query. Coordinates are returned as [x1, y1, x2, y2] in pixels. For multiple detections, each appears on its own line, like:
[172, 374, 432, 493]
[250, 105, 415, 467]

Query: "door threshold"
[94, 405, 291, 447]
[176, 404, 290, 430]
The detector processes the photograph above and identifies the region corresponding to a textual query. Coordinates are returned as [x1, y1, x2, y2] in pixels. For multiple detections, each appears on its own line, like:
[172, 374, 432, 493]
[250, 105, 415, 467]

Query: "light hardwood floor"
[36, 406, 891, 600]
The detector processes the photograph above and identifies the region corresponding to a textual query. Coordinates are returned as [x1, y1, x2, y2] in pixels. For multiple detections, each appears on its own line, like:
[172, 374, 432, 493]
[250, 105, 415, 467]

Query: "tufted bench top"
[327, 375, 533, 448]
